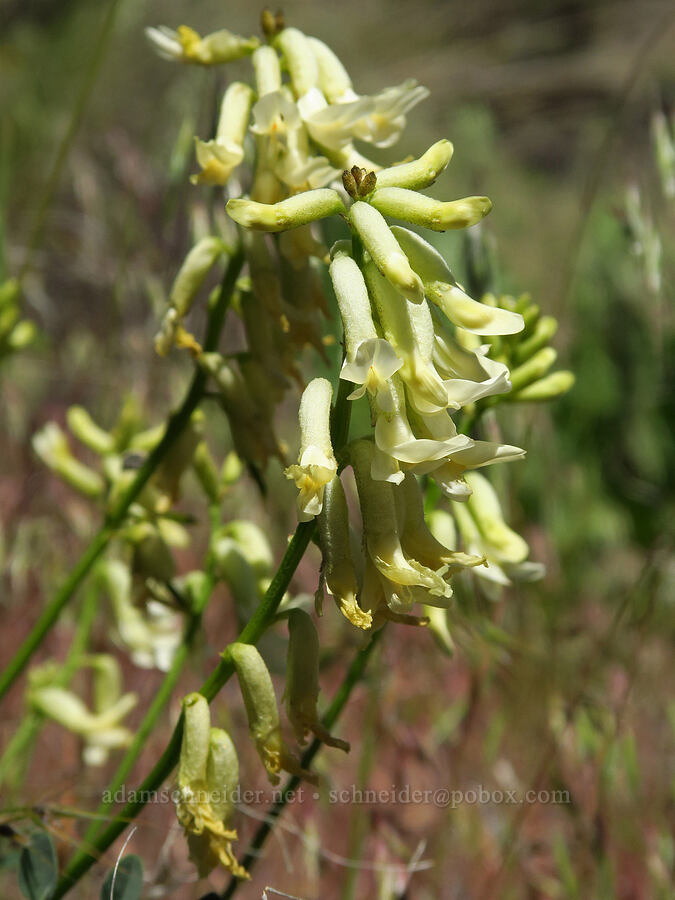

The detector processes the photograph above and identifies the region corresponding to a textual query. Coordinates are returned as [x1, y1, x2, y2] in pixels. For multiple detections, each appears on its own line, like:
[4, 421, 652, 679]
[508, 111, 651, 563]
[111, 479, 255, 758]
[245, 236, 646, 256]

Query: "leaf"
[100, 854, 143, 900]
[18, 831, 57, 900]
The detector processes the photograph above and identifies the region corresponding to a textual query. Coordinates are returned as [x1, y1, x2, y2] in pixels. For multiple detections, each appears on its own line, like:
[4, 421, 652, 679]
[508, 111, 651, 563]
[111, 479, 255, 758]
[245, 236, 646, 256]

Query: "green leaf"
[100, 854, 143, 900]
[18, 831, 57, 900]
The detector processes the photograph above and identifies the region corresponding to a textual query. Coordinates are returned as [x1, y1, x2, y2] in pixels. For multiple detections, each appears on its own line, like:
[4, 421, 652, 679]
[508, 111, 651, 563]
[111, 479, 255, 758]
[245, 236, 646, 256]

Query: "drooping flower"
[285, 377, 338, 521]
[176, 693, 248, 879]
[451, 471, 544, 588]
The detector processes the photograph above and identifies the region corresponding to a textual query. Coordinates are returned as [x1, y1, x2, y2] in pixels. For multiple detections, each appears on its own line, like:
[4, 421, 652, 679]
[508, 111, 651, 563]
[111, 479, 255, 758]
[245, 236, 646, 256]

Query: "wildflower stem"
[219, 629, 384, 899]
[52, 312, 354, 900]
[0, 246, 244, 706]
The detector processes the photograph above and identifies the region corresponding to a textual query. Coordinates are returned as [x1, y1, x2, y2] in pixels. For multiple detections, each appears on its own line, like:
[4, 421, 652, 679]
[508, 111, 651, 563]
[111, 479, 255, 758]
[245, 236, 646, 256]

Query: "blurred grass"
[1, 0, 674, 898]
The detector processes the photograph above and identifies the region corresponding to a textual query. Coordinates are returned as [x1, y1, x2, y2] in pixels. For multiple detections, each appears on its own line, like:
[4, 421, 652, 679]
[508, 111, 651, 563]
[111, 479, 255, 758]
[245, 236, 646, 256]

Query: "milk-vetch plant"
[0, 10, 574, 897]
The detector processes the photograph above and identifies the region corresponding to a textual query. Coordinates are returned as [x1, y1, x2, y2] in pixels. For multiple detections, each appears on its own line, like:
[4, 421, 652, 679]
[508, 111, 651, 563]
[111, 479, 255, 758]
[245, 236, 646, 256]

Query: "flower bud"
[391, 226, 523, 335]
[307, 37, 353, 101]
[318, 477, 372, 629]
[252, 45, 282, 96]
[284, 377, 337, 521]
[168, 236, 226, 318]
[513, 315, 557, 364]
[370, 187, 492, 232]
[66, 406, 115, 455]
[227, 189, 344, 232]
[351, 440, 451, 611]
[32, 422, 105, 498]
[274, 28, 319, 97]
[510, 370, 575, 401]
[285, 609, 350, 750]
[349, 201, 424, 303]
[229, 642, 318, 784]
[508, 347, 557, 394]
[376, 140, 454, 190]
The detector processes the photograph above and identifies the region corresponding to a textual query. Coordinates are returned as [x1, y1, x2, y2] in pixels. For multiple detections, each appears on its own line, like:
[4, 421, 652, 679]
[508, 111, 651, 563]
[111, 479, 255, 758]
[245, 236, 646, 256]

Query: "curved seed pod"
[284, 377, 337, 521]
[229, 643, 318, 785]
[285, 609, 350, 750]
[391, 226, 524, 336]
[370, 187, 492, 232]
[349, 201, 424, 303]
[375, 140, 454, 190]
[318, 477, 372, 629]
[227, 189, 344, 232]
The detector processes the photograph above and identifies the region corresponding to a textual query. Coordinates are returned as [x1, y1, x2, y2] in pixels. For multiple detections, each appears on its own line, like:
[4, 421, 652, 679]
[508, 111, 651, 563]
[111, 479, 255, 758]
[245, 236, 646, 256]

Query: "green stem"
[0, 247, 244, 706]
[219, 629, 383, 900]
[53, 518, 318, 897]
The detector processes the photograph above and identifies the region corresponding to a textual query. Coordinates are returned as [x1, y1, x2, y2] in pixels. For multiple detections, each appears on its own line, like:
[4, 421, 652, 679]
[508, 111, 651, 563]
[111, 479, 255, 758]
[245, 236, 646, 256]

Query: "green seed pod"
[285, 609, 350, 750]
[318, 477, 372, 630]
[370, 187, 492, 232]
[349, 201, 424, 303]
[229, 642, 317, 784]
[227, 189, 345, 232]
[376, 140, 454, 191]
